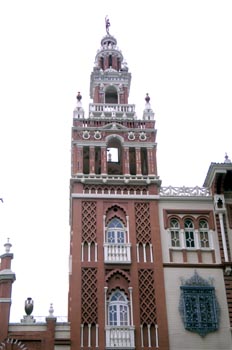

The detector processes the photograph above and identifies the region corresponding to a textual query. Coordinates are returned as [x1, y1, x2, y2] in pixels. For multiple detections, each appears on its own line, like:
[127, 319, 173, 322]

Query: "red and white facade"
[0, 24, 232, 350]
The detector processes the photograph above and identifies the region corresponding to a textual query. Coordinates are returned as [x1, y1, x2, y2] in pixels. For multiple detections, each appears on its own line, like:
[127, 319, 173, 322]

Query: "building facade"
[0, 23, 232, 350]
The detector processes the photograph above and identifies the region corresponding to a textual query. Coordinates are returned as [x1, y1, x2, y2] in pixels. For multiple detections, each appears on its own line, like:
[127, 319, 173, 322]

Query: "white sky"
[0, 1, 231, 322]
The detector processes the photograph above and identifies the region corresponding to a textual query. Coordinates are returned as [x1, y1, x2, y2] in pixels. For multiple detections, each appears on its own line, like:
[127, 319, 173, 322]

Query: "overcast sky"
[0, 1, 232, 322]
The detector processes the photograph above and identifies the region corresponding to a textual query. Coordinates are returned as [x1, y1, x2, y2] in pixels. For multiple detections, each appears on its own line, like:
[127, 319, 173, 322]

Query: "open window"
[105, 86, 118, 104]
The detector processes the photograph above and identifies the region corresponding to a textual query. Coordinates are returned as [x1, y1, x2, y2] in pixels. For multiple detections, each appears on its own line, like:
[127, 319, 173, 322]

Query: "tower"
[0, 239, 15, 341]
[69, 20, 169, 350]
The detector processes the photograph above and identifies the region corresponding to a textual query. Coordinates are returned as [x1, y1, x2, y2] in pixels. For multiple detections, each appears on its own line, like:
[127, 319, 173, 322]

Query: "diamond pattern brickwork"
[138, 269, 156, 324]
[81, 268, 98, 324]
[135, 202, 151, 244]
[82, 201, 97, 242]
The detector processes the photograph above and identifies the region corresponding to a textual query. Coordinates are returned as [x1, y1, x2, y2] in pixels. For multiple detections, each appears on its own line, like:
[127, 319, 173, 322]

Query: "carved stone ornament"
[94, 131, 102, 140]
[82, 131, 90, 140]
[128, 132, 135, 141]
[139, 132, 147, 141]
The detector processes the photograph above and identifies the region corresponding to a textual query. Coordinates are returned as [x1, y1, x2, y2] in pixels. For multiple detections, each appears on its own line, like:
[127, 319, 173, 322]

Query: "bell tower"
[69, 19, 169, 350]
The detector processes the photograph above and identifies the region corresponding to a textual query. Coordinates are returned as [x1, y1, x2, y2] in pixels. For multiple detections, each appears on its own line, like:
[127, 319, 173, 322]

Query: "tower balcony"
[104, 243, 131, 264]
[72, 174, 161, 186]
[89, 103, 135, 119]
[105, 326, 135, 349]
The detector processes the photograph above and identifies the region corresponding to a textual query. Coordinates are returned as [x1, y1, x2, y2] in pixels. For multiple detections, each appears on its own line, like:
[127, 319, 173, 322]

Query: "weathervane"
[105, 16, 110, 35]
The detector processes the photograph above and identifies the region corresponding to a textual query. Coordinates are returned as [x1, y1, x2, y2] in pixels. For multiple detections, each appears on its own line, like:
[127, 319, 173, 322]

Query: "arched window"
[199, 220, 210, 248]
[106, 218, 125, 244]
[184, 219, 195, 248]
[108, 290, 129, 326]
[170, 218, 180, 247]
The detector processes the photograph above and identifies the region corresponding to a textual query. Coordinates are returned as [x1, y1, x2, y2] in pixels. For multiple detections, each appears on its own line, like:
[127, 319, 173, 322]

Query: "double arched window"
[106, 218, 125, 244]
[108, 290, 129, 326]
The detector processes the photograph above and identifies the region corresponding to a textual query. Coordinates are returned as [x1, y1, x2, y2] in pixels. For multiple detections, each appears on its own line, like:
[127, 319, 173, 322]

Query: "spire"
[105, 16, 110, 35]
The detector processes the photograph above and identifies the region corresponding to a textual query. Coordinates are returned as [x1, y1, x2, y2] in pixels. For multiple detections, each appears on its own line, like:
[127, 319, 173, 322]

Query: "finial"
[25, 297, 34, 316]
[48, 303, 55, 317]
[76, 92, 82, 102]
[224, 153, 231, 163]
[145, 93, 150, 104]
[4, 238, 12, 253]
[105, 16, 110, 35]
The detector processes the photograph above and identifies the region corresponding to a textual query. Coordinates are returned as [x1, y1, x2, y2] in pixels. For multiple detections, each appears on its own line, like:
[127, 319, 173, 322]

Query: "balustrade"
[104, 243, 131, 263]
[105, 326, 135, 348]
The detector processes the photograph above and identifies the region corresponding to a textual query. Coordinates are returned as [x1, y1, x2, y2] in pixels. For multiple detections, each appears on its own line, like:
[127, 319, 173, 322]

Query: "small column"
[147, 148, 155, 175]
[123, 147, 130, 175]
[155, 324, 159, 348]
[101, 147, 107, 175]
[135, 148, 142, 175]
[76, 146, 83, 174]
[219, 212, 229, 262]
[128, 287, 134, 326]
[89, 146, 95, 174]
[104, 287, 108, 326]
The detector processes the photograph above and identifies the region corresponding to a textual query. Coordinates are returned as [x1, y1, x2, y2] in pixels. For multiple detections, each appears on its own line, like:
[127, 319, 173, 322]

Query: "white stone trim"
[0, 298, 11, 303]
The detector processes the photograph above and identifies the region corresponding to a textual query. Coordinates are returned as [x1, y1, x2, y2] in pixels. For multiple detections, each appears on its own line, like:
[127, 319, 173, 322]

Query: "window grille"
[179, 272, 219, 336]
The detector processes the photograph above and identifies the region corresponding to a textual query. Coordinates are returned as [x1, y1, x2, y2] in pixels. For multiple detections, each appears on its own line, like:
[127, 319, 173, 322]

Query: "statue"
[105, 16, 110, 35]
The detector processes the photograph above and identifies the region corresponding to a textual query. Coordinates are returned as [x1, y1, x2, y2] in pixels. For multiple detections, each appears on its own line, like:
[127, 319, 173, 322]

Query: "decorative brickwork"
[81, 201, 97, 242]
[135, 202, 151, 244]
[81, 268, 98, 324]
[83, 185, 148, 195]
[138, 269, 156, 324]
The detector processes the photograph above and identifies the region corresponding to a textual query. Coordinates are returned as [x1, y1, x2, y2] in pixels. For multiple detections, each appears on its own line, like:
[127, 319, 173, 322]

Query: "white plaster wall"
[164, 268, 232, 350]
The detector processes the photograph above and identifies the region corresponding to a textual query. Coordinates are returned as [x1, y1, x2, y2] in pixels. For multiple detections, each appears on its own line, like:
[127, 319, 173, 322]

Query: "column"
[76, 145, 83, 174]
[136, 148, 141, 175]
[147, 148, 155, 175]
[89, 146, 95, 174]
[123, 147, 130, 175]
[101, 147, 107, 175]
[219, 213, 229, 262]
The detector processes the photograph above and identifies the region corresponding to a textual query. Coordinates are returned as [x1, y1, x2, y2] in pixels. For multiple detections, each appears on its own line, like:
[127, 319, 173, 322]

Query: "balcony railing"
[104, 243, 131, 264]
[105, 326, 135, 348]
[89, 103, 135, 114]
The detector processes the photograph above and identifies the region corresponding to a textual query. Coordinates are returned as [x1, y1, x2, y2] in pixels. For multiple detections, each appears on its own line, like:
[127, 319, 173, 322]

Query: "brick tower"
[0, 239, 15, 341]
[69, 20, 169, 350]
